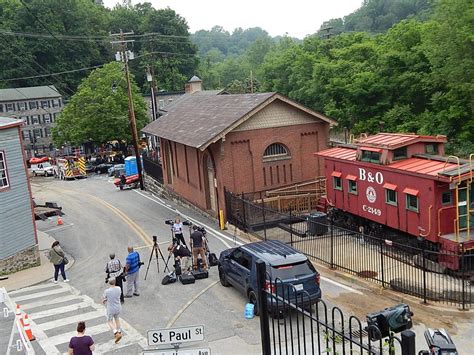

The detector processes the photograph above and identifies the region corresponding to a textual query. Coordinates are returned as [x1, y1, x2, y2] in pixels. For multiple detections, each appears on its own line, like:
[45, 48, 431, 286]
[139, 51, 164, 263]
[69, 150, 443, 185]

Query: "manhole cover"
[357, 270, 378, 278]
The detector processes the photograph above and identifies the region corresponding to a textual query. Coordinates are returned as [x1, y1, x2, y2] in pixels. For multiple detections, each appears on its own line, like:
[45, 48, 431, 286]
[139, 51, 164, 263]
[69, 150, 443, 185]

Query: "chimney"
[185, 75, 202, 94]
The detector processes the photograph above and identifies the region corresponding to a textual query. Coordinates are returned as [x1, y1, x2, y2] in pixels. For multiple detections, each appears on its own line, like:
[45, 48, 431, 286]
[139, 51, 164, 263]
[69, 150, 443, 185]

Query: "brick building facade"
[143, 88, 335, 218]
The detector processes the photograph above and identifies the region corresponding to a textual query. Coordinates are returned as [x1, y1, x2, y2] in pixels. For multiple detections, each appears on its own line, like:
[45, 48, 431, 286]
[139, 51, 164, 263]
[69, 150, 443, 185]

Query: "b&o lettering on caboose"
[359, 168, 384, 185]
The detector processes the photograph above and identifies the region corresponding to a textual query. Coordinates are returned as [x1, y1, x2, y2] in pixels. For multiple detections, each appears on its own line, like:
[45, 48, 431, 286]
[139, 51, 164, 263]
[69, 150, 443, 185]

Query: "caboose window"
[406, 194, 419, 212]
[361, 150, 381, 164]
[425, 143, 438, 155]
[348, 180, 357, 194]
[393, 147, 407, 160]
[333, 176, 342, 190]
[385, 189, 397, 205]
[442, 191, 452, 205]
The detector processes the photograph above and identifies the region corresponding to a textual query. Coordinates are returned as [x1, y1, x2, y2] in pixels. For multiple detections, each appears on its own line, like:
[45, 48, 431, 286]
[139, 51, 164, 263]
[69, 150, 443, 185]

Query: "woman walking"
[68, 321, 95, 354]
[49, 241, 69, 283]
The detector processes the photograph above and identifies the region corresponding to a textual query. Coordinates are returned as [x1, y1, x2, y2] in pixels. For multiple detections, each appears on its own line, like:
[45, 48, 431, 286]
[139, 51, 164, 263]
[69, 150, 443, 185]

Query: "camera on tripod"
[365, 303, 413, 341]
[194, 225, 206, 236]
[164, 219, 192, 226]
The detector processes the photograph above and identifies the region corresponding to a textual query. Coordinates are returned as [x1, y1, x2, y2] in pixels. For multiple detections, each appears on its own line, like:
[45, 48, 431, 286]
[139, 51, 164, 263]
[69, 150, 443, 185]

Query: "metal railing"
[143, 156, 163, 184]
[225, 190, 474, 309]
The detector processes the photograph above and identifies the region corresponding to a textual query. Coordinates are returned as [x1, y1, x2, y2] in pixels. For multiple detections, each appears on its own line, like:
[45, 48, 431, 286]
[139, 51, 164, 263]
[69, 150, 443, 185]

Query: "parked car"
[218, 240, 321, 316]
[31, 162, 54, 177]
[85, 162, 95, 173]
[95, 163, 113, 174]
[108, 164, 125, 177]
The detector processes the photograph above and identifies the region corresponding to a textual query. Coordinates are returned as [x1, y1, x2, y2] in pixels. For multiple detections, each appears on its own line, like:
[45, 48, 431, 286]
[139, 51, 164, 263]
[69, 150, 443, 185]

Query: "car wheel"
[219, 268, 230, 287]
[248, 290, 259, 316]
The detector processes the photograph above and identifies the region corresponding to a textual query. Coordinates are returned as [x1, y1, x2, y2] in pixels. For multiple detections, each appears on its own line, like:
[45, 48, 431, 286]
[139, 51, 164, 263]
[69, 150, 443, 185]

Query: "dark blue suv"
[218, 240, 321, 315]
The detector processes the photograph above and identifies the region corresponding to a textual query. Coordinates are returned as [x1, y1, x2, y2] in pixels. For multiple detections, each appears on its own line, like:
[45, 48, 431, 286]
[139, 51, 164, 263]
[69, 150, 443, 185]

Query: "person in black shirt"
[189, 226, 207, 271]
[168, 244, 191, 274]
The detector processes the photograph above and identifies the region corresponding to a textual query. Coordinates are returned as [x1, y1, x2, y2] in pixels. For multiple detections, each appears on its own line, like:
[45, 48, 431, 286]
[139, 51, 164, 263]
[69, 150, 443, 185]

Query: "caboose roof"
[354, 133, 447, 149]
[315, 147, 468, 181]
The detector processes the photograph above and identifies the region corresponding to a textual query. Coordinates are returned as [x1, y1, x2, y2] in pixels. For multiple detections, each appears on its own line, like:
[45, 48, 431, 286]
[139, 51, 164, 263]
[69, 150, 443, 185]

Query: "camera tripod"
[144, 235, 171, 280]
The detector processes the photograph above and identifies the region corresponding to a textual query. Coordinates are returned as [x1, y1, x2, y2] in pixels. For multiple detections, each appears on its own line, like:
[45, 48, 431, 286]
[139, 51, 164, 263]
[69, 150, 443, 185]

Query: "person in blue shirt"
[125, 246, 141, 297]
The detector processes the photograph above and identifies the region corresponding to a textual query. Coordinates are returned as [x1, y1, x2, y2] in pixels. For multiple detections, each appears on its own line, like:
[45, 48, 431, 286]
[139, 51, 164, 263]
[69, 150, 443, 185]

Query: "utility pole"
[110, 29, 145, 190]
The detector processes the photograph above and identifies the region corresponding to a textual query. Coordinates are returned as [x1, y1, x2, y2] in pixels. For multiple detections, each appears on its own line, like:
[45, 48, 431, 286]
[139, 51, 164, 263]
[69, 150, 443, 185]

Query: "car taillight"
[265, 280, 276, 293]
[316, 274, 320, 285]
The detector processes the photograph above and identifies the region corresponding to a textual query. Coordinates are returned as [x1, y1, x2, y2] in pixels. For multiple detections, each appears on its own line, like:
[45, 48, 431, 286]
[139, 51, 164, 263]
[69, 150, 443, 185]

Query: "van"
[218, 240, 321, 315]
[31, 162, 54, 177]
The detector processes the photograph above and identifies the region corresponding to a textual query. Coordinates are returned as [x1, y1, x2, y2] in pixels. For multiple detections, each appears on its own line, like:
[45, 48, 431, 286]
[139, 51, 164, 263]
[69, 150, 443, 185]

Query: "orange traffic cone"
[16, 304, 24, 326]
[57, 215, 63, 226]
[23, 314, 35, 341]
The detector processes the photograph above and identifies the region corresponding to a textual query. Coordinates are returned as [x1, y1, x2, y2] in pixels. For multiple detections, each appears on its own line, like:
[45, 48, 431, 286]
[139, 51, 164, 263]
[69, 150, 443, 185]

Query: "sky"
[102, 0, 363, 39]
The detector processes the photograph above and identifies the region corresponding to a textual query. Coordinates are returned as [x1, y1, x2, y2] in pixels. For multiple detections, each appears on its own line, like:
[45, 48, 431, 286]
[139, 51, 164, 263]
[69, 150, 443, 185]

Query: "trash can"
[307, 212, 328, 236]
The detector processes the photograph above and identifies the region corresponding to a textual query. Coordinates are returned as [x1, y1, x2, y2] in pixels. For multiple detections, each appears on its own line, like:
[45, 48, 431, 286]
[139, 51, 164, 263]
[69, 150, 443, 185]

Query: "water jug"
[245, 303, 254, 319]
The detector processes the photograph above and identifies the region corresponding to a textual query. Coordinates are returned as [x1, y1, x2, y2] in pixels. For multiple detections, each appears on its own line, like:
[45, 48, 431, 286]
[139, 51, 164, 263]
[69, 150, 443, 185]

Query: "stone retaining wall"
[0, 245, 40, 275]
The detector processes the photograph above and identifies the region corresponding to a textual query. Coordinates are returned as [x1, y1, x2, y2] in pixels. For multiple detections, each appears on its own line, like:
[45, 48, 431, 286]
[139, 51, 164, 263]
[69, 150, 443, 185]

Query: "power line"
[18, 0, 62, 43]
[0, 64, 106, 82]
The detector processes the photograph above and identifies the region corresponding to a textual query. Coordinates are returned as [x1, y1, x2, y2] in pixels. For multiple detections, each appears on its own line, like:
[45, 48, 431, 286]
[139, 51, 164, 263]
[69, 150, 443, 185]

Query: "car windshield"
[269, 260, 316, 280]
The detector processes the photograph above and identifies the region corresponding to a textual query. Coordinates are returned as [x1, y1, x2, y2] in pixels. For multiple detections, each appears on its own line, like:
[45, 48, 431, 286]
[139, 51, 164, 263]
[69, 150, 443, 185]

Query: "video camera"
[366, 303, 413, 341]
[165, 219, 193, 226]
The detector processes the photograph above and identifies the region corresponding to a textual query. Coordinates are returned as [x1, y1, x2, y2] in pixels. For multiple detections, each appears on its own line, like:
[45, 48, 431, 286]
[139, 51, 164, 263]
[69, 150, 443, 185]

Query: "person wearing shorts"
[102, 278, 122, 343]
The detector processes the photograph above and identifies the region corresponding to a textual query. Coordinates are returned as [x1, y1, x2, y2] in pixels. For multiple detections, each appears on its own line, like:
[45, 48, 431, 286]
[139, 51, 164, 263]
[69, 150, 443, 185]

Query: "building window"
[0, 151, 10, 189]
[159, 99, 165, 109]
[22, 130, 30, 140]
[442, 191, 452, 205]
[0, 104, 3, 112]
[263, 143, 290, 161]
[406, 193, 419, 212]
[29, 101, 38, 109]
[348, 180, 357, 194]
[31, 115, 40, 124]
[425, 143, 438, 155]
[385, 189, 397, 205]
[44, 127, 51, 137]
[52, 99, 61, 108]
[33, 128, 42, 138]
[361, 150, 381, 164]
[43, 113, 52, 123]
[17, 102, 27, 111]
[333, 176, 342, 190]
[40, 100, 50, 108]
[393, 147, 407, 160]
[6, 103, 14, 112]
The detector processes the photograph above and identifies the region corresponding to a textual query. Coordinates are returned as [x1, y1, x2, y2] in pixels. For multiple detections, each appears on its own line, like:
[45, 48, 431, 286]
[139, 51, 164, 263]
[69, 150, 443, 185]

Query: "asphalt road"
[29, 174, 473, 354]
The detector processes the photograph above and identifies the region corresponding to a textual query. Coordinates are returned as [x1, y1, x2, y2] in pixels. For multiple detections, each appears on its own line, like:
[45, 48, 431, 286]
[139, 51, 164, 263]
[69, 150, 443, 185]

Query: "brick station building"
[142, 85, 335, 218]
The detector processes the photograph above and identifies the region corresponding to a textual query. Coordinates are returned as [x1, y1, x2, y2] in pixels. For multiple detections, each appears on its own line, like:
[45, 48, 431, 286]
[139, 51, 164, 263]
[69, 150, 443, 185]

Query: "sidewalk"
[0, 230, 74, 292]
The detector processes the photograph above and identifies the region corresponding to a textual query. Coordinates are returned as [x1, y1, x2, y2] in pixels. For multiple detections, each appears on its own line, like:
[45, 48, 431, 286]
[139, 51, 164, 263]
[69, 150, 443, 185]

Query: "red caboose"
[315, 133, 473, 270]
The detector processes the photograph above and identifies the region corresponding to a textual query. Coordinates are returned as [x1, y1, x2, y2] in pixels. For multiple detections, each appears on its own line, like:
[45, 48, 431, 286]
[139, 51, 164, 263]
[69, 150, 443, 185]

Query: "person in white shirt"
[172, 217, 187, 247]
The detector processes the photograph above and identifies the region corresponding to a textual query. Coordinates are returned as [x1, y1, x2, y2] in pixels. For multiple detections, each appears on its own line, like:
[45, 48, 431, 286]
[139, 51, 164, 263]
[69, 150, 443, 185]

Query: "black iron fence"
[255, 261, 416, 355]
[225, 190, 474, 309]
[143, 156, 163, 184]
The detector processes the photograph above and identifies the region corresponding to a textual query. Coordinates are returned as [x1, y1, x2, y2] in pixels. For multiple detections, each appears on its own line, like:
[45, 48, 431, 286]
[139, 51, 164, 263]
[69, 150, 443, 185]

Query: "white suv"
[31, 162, 54, 177]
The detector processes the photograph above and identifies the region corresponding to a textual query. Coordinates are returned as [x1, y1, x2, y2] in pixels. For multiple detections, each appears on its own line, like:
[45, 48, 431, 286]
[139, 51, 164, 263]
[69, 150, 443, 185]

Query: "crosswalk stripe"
[91, 333, 139, 354]
[29, 301, 94, 320]
[13, 287, 68, 302]
[9, 282, 58, 295]
[21, 294, 79, 311]
[40, 310, 105, 331]
[48, 323, 111, 345]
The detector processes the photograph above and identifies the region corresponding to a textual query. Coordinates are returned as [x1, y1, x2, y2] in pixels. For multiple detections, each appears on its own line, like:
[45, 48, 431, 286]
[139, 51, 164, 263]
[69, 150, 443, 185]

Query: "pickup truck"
[31, 162, 54, 177]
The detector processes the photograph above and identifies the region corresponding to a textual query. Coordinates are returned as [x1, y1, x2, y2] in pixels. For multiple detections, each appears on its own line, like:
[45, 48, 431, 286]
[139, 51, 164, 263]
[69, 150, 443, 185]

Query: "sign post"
[145, 325, 209, 355]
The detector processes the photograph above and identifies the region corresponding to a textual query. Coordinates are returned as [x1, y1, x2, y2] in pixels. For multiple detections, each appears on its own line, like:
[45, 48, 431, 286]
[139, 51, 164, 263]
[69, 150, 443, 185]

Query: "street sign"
[147, 325, 204, 346]
[143, 348, 210, 355]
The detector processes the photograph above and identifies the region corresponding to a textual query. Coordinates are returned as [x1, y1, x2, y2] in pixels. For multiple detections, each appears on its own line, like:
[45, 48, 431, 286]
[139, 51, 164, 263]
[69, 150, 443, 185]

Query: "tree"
[52, 62, 147, 146]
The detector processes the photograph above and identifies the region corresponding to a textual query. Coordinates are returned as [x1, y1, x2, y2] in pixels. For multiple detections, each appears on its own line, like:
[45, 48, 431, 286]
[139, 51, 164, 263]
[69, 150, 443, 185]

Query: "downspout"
[246, 139, 256, 192]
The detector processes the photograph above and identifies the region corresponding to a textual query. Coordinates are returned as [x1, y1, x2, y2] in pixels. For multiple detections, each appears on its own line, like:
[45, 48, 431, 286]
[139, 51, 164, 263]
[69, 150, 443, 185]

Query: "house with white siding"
[0, 117, 39, 275]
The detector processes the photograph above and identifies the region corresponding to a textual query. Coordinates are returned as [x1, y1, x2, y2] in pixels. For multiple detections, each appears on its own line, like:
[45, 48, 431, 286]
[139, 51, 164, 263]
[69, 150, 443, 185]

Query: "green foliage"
[52, 62, 147, 146]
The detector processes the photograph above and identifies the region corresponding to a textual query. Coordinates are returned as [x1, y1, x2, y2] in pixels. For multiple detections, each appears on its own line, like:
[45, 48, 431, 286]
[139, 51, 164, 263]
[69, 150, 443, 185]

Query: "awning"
[383, 183, 397, 190]
[346, 174, 357, 181]
[331, 171, 342, 178]
[403, 187, 419, 196]
[360, 146, 382, 153]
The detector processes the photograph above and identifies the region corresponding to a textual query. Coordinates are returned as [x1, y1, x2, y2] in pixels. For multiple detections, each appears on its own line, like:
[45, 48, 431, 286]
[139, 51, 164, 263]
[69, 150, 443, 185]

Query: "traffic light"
[366, 304, 413, 341]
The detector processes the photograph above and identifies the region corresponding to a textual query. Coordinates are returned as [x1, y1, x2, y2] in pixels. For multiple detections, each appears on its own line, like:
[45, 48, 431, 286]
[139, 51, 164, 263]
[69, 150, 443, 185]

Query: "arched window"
[263, 143, 290, 161]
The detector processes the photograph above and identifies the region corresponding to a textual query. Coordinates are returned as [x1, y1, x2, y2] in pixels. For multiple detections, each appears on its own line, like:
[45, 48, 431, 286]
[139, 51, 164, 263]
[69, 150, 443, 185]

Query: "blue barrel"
[244, 303, 255, 319]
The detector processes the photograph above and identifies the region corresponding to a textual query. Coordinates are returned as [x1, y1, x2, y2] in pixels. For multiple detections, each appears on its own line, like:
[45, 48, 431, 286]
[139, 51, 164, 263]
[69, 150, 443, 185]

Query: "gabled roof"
[355, 133, 447, 149]
[0, 85, 61, 102]
[142, 91, 336, 150]
[0, 117, 22, 130]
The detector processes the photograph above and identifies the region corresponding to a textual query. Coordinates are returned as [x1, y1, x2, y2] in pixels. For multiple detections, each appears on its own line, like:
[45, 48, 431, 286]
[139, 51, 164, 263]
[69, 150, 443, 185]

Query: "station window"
[441, 191, 452, 205]
[425, 143, 438, 155]
[361, 150, 381, 164]
[333, 176, 342, 190]
[393, 147, 407, 160]
[263, 143, 290, 161]
[385, 189, 397, 206]
[0, 151, 10, 190]
[406, 194, 419, 212]
[348, 180, 357, 194]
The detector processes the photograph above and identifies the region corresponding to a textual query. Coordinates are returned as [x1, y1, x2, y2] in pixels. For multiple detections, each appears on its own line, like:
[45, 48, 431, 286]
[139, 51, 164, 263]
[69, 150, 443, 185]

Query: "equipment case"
[179, 273, 195, 285]
[192, 270, 209, 280]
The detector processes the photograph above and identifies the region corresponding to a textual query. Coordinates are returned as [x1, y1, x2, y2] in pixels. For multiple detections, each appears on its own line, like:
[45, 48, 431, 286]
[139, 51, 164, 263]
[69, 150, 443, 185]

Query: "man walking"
[102, 279, 122, 343]
[190, 226, 207, 271]
[125, 246, 141, 297]
[105, 254, 125, 304]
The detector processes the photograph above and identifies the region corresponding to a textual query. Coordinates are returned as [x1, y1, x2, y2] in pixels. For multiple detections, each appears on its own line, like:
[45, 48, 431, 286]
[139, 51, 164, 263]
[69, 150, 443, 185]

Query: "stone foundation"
[0, 245, 40, 276]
